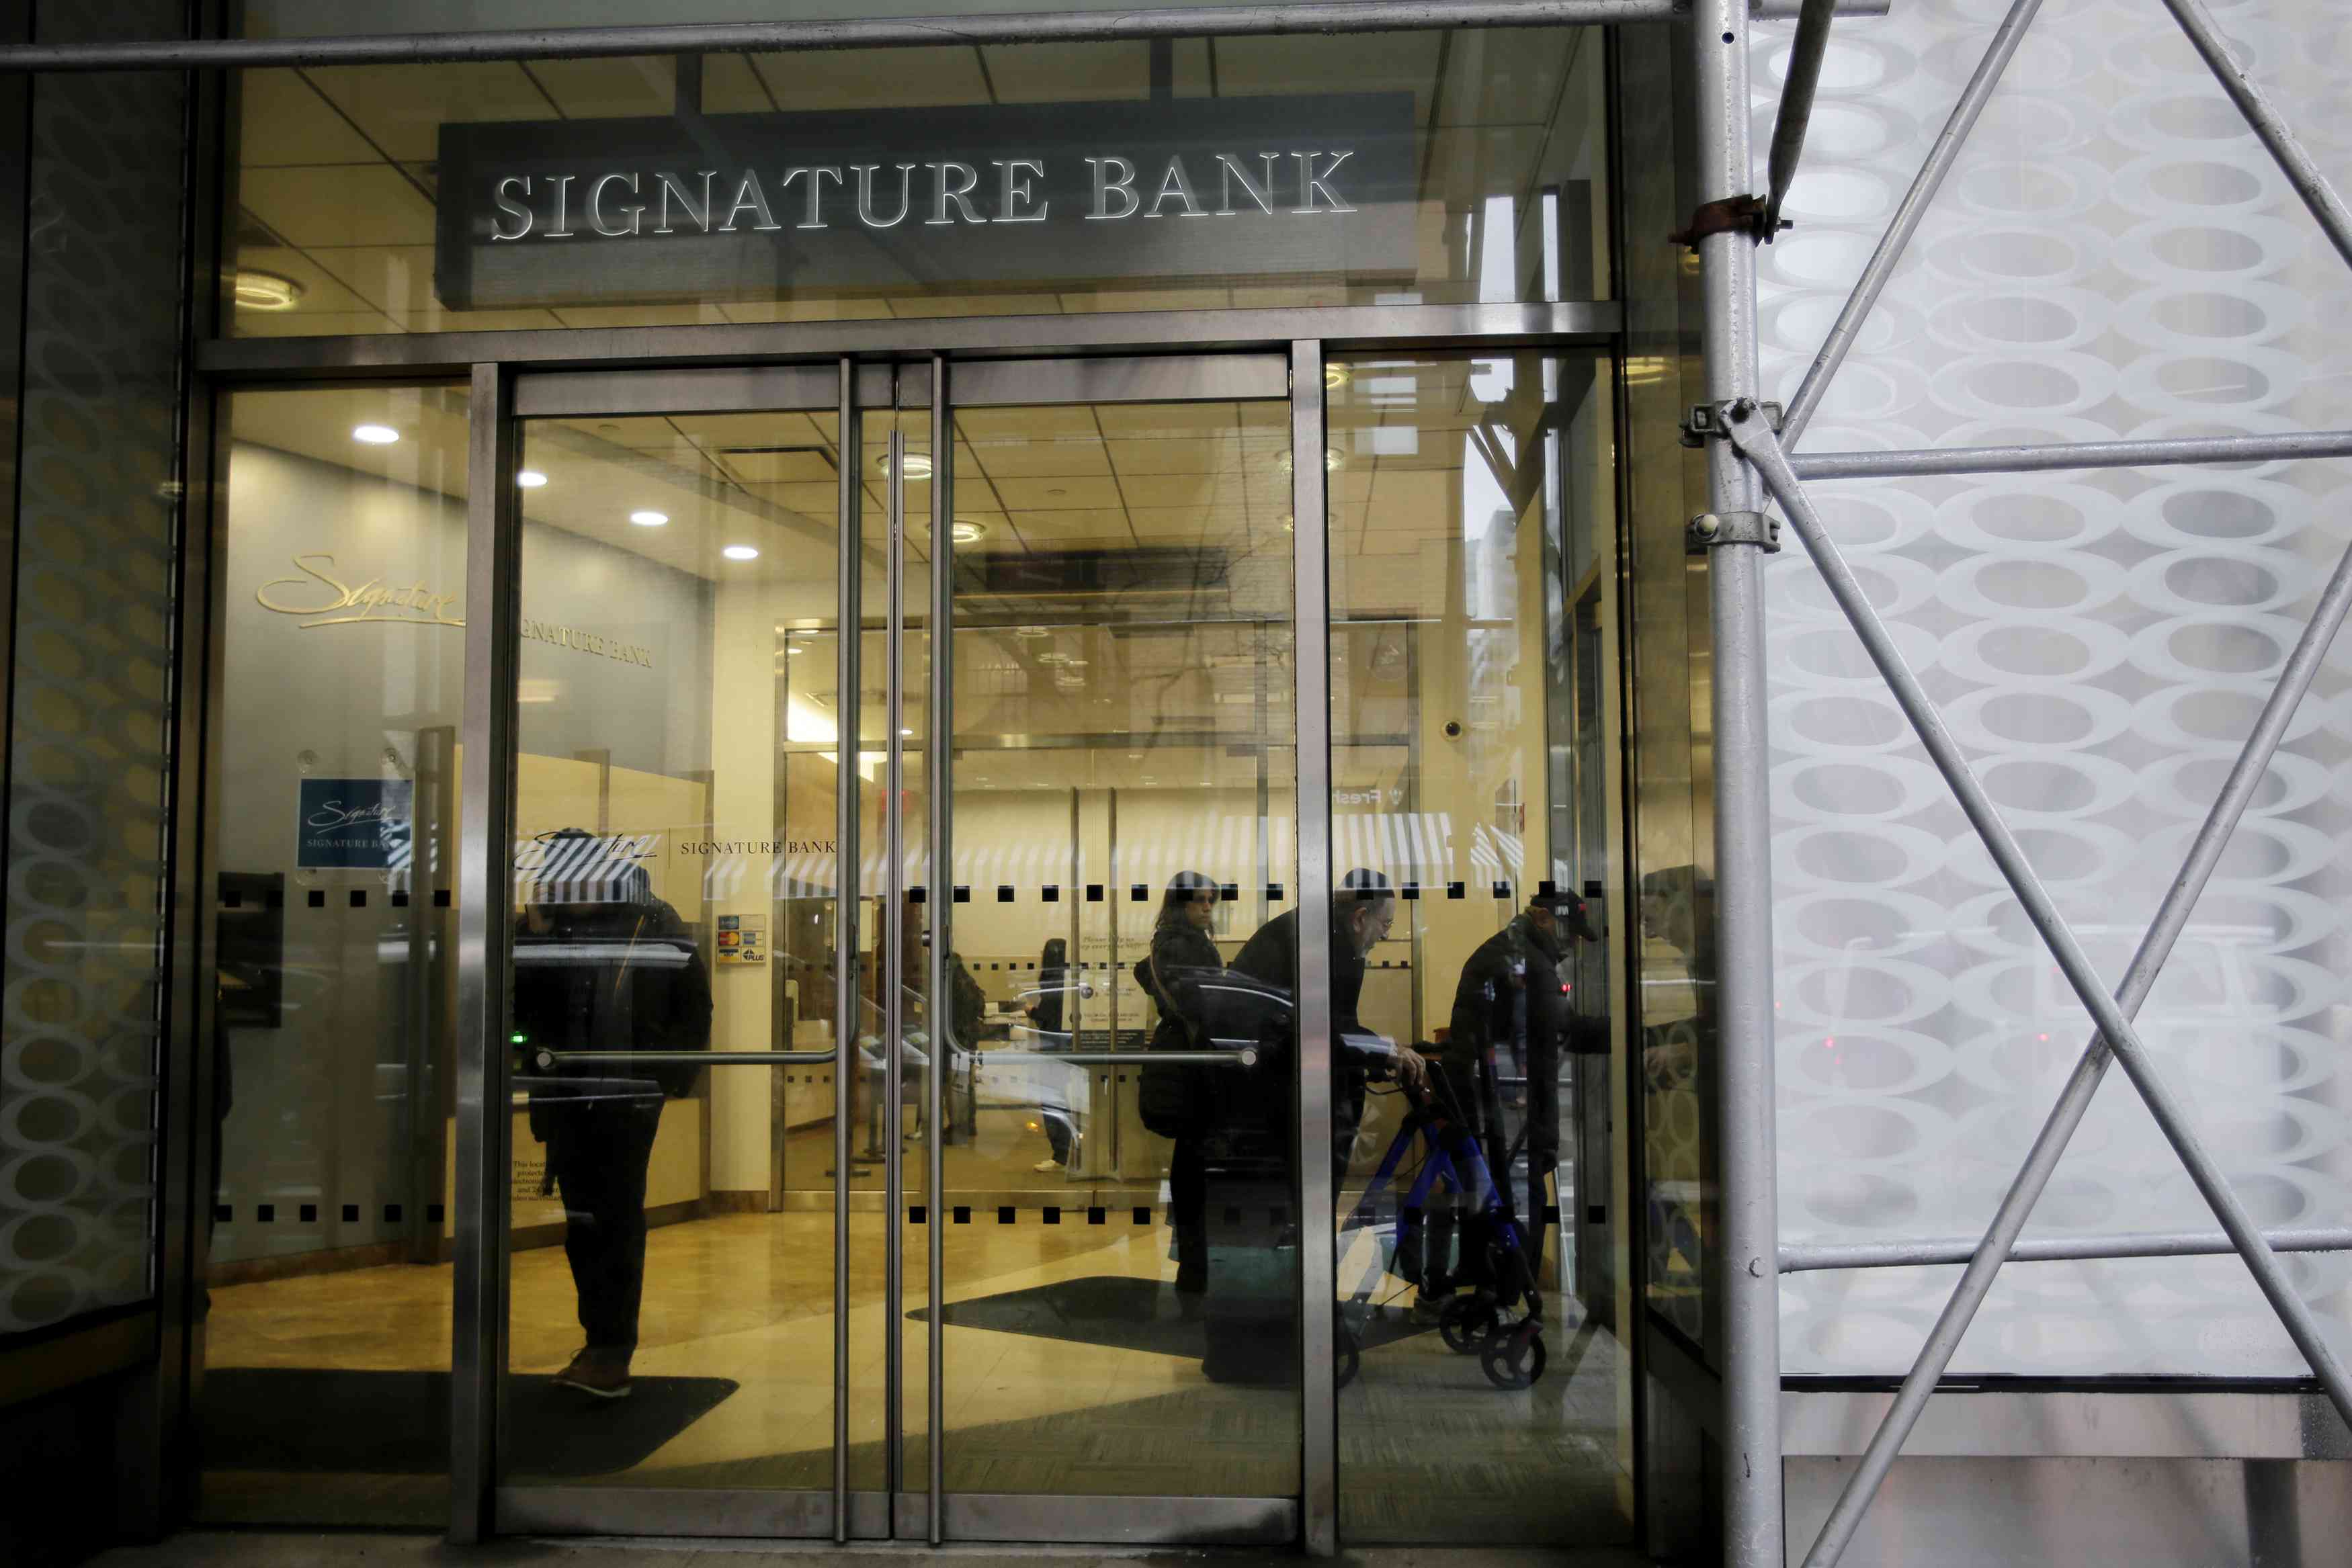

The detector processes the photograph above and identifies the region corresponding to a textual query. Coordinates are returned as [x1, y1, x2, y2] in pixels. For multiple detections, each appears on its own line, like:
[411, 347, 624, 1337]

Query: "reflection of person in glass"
[1135, 871, 1224, 1302]
[1196, 869, 1422, 1383]
[1420, 894, 1597, 1320]
[514, 829, 711, 1400]
[1025, 936, 1075, 1173]
[1226, 867, 1428, 1177]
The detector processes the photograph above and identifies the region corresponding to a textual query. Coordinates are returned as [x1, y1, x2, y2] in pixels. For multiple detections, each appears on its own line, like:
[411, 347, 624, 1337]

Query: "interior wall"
[213, 439, 716, 1264]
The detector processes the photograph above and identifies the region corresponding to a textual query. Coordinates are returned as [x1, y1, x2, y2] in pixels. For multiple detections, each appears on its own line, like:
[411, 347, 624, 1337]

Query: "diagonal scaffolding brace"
[1778, 0, 2047, 446]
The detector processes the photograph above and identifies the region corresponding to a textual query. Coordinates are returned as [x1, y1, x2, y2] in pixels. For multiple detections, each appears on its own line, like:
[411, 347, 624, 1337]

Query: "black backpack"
[1134, 951, 1213, 1139]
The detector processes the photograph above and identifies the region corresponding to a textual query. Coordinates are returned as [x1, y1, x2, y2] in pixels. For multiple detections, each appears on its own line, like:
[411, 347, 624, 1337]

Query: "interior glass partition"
[1319, 349, 1632, 1545]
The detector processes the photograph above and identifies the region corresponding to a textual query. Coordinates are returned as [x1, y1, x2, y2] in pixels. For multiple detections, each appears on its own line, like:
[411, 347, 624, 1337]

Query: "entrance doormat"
[198, 1367, 737, 1475]
[910, 1274, 1429, 1358]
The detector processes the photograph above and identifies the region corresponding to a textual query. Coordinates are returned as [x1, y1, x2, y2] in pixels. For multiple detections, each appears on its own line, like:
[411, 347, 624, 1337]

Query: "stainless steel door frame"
[458, 344, 1334, 1549]
[472, 359, 854, 1542]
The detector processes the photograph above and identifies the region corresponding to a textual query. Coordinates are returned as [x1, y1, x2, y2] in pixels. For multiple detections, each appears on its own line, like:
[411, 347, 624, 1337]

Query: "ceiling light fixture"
[516, 470, 548, 488]
[876, 451, 934, 480]
[234, 270, 304, 311]
[630, 509, 668, 527]
[723, 544, 760, 561]
[1325, 363, 1351, 390]
[950, 519, 987, 544]
[1275, 448, 1345, 475]
[351, 425, 400, 445]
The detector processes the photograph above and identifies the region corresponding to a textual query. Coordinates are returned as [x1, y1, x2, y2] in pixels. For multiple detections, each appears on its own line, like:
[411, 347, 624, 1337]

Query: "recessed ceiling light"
[351, 425, 400, 445]
[900, 727, 915, 737]
[723, 544, 759, 560]
[630, 510, 669, 527]
[876, 451, 934, 480]
[951, 519, 986, 544]
[516, 470, 548, 488]
[1325, 363, 1351, 390]
[235, 270, 303, 311]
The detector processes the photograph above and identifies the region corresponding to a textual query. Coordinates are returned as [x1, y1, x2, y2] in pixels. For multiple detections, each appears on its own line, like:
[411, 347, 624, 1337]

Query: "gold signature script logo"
[257, 554, 462, 629]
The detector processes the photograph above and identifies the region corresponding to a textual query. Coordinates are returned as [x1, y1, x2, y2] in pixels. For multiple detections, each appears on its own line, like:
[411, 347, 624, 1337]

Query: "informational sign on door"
[296, 778, 413, 869]
[716, 912, 766, 967]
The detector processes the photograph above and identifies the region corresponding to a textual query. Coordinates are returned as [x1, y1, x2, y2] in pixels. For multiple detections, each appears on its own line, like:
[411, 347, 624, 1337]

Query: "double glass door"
[493, 353, 1302, 1541]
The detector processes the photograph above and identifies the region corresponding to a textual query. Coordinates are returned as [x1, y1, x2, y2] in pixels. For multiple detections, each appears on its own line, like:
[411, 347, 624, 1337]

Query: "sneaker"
[1408, 1294, 1452, 1327]
[1032, 1158, 1064, 1174]
[550, 1348, 633, 1400]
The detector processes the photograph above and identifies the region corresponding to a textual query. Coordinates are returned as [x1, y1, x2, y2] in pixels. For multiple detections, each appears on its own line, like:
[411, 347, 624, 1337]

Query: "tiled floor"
[197, 1197, 1632, 1547]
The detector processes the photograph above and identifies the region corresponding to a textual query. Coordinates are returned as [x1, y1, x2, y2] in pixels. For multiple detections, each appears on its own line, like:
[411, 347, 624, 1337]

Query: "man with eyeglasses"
[1226, 867, 1428, 1166]
[1183, 869, 1421, 1383]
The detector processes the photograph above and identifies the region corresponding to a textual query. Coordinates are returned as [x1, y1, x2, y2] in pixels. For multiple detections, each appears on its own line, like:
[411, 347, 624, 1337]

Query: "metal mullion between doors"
[832, 355, 858, 1543]
[452, 362, 520, 1542]
[884, 417, 908, 1508]
[1290, 339, 1338, 1558]
[925, 353, 950, 1543]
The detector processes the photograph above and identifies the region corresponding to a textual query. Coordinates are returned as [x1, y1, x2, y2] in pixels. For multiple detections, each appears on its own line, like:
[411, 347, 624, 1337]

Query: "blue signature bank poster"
[297, 779, 414, 869]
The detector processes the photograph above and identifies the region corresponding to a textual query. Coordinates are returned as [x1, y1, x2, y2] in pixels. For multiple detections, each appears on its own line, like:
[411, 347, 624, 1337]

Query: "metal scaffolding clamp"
[1667, 193, 1792, 248]
[1687, 509, 1779, 553]
[1680, 397, 1783, 448]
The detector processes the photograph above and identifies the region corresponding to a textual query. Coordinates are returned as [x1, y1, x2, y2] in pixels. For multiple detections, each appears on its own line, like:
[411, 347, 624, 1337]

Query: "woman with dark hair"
[1138, 870, 1223, 1299]
[1027, 937, 1075, 1172]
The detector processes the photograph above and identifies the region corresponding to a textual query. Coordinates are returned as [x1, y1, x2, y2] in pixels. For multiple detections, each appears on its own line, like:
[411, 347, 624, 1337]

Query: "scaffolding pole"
[1685, 3, 1783, 1563]
[1781, 1225, 2352, 1274]
[1760, 0, 1836, 235]
[1790, 428, 2352, 480]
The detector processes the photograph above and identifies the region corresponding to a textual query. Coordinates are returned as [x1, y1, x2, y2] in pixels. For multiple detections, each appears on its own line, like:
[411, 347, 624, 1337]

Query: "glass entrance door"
[487, 353, 1302, 1544]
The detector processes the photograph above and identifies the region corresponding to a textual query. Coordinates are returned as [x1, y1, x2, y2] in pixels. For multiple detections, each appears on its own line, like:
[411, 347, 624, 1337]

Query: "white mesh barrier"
[1755, 0, 2352, 1377]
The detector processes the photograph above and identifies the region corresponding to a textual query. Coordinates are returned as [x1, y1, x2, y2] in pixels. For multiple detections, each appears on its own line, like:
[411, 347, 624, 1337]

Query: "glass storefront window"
[1320, 351, 1631, 1544]
[224, 27, 1609, 337]
[198, 385, 468, 1525]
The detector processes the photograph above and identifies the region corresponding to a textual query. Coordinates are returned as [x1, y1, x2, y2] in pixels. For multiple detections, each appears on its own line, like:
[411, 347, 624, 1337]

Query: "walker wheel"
[1439, 1295, 1499, 1353]
[1480, 1327, 1547, 1389]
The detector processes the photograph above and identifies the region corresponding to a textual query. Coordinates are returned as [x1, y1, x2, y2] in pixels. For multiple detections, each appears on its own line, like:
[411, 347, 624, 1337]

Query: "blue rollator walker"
[1338, 1059, 1547, 1390]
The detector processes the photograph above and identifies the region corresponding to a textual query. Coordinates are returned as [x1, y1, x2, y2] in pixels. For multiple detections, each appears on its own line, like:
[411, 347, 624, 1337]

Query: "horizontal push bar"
[532, 1048, 837, 1069]
[978, 1048, 1260, 1068]
[0, 0, 1890, 73]
[1781, 1225, 2352, 1274]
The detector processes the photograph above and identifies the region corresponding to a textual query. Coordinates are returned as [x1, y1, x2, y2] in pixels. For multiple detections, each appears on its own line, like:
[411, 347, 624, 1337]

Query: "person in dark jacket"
[513, 830, 712, 1400]
[1138, 871, 1225, 1299]
[1225, 868, 1427, 1175]
[1419, 895, 1600, 1316]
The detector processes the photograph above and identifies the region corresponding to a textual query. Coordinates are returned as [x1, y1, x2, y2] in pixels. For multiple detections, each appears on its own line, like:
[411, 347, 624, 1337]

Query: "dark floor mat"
[910, 1274, 1428, 1358]
[198, 1367, 737, 1476]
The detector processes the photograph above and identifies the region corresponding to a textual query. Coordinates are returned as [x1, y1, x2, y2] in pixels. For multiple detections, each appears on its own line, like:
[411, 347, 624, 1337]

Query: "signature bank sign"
[434, 94, 1415, 310]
